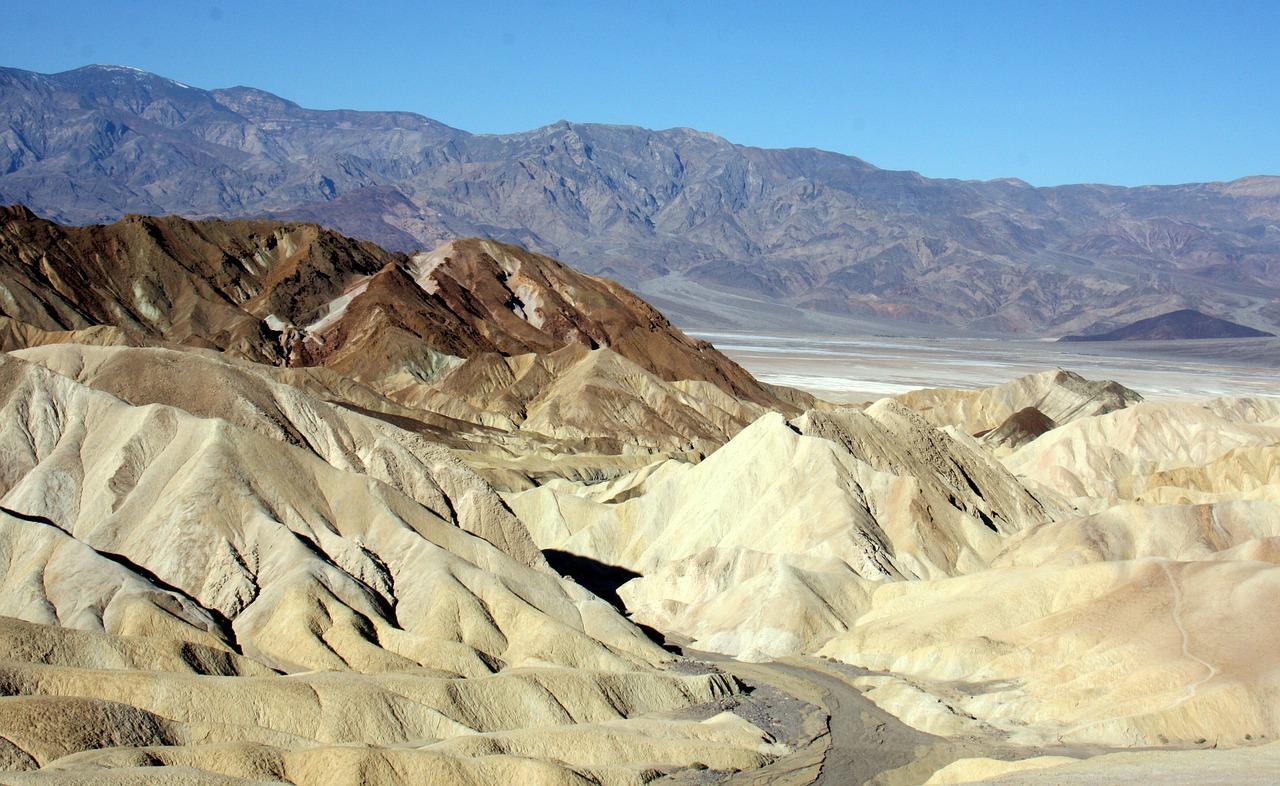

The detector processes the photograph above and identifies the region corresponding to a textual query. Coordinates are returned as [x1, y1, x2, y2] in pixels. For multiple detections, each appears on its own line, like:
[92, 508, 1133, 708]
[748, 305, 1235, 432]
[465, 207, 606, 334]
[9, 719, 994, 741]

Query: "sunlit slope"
[509, 400, 1062, 660]
[0, 351, 783, 783]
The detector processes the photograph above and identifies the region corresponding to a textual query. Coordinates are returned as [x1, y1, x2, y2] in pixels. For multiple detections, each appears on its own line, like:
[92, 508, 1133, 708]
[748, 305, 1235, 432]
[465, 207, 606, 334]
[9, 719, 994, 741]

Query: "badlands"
[1, 207, 1280, 784]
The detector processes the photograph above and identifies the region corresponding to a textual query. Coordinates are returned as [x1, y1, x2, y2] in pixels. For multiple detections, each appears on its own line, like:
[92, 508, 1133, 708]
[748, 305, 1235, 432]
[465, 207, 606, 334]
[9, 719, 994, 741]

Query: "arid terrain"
[691, 330, 1280, 403]
[0, 203, 1278, 785]
[3, 62, 1280, 784]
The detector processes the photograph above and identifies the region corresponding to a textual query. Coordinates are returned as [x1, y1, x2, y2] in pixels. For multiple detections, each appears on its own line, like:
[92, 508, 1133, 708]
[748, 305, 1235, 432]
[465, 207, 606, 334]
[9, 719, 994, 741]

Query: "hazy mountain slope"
[1061, 308, 1277, 341]
[4, 65, 1280, 333]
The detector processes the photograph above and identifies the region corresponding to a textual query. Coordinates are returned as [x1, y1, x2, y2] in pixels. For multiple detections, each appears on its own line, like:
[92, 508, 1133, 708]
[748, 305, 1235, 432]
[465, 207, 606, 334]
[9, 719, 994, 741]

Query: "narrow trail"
[771, 660, 937, 786]
[679, 646, 1123, 786]
[1059, 559, 1219, 741]
[1160, 559, 1219, 695]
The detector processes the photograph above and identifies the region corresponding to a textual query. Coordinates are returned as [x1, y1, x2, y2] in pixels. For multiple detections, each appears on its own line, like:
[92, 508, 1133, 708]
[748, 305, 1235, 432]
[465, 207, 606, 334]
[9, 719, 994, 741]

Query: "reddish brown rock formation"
[0, 206, 792, 411]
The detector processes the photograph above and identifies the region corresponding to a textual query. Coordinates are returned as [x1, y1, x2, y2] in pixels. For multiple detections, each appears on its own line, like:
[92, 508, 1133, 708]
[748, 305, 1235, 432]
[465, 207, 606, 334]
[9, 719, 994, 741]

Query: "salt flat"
[691, 332, 1280, 403]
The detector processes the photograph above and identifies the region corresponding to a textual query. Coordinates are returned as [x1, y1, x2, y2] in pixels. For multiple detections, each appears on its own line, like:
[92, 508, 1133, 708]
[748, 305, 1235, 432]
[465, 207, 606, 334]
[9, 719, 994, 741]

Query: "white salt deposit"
[409, 249, 448, 294]
[263, 314, 291, 332]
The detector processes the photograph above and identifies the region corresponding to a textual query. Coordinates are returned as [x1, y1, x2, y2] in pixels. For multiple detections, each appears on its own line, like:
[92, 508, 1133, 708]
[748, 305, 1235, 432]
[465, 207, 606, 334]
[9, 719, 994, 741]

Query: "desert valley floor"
[693, 332, 1280, 404]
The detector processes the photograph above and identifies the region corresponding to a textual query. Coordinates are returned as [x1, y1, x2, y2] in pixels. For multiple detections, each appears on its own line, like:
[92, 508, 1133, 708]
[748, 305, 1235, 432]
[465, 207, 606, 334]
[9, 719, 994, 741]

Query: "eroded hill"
[0, 206, 805, 486]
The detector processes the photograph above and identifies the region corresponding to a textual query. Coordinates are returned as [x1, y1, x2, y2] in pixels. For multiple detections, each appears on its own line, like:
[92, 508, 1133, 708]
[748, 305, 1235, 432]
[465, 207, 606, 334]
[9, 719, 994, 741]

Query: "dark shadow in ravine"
[542, 549, 678, 653]
[543, 549, 640, 611]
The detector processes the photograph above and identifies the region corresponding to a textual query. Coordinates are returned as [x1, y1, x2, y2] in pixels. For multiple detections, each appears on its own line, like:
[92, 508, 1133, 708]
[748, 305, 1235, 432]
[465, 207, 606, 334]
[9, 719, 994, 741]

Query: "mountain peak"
[76, 64, 150, 75]
[66, 63, 195, 88]
[209, 84, 304, 114]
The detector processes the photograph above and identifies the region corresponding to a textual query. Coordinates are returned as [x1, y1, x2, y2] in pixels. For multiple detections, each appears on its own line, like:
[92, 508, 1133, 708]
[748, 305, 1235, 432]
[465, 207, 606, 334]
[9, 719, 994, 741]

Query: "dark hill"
[1059, 309, 1276, 342]
[978, 407, 1059, 452]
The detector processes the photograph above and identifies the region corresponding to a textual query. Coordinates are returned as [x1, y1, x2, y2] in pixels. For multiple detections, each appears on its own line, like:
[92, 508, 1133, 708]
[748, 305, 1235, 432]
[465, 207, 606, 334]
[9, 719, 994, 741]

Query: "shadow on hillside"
[543, 549, 640, 610]
[542, 549, 680, 653]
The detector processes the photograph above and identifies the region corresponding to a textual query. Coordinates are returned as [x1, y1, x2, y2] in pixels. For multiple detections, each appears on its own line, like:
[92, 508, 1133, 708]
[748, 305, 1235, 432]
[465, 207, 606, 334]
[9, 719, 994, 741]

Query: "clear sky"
[6, 1, 1278, 186]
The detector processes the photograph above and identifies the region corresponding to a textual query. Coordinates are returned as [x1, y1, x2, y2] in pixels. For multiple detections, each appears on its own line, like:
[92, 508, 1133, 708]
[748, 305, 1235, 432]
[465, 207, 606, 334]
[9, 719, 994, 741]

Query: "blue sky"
[7, 1, 1278, 186]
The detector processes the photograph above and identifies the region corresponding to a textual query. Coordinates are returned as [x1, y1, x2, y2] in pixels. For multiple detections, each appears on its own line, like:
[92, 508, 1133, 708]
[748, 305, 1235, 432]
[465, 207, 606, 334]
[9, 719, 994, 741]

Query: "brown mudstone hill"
[978, 406, 1059, 452]
[0, 204, 397, 363]
[0, 205, 791, 411]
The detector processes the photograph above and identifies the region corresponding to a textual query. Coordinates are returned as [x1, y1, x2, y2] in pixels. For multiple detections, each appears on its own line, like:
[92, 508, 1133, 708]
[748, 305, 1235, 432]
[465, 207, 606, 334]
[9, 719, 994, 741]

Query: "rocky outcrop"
[897, 368, 1143, 437]
[978, 406, 1058, 452]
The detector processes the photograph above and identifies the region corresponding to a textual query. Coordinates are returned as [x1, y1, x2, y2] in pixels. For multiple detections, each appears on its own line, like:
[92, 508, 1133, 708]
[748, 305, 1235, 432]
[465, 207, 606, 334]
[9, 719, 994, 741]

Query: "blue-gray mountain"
[3, 64, 1280, 335]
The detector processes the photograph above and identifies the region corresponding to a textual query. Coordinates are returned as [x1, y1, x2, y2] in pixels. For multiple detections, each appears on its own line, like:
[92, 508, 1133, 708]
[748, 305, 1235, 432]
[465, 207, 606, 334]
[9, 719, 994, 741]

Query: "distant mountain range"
[3, 64, 1280, 335]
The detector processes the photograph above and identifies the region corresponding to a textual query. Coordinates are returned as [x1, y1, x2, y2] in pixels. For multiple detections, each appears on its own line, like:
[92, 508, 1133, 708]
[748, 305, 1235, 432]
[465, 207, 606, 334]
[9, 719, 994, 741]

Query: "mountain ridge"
[3, 63, 1280, 335]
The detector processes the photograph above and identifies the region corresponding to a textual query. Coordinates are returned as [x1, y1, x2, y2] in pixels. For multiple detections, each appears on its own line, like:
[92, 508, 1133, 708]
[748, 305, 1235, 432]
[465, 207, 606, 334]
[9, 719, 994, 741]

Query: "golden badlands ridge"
[0, 209, 1279, 784]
